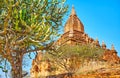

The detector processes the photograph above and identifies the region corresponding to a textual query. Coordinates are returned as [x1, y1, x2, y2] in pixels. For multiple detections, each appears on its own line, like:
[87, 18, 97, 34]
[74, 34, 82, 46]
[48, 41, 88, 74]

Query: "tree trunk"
[10, 53, 23, 78]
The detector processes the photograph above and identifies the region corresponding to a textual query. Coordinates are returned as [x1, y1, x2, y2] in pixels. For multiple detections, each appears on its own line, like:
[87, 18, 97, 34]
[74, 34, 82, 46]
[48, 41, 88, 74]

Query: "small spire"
[102, 41, 105, 45]
[102, 41, 106, 49]
[71, 5, 76, 15]
[95, 38, 98, 42]
[94, 38, 100, 47]
[111, 44, 115, 50]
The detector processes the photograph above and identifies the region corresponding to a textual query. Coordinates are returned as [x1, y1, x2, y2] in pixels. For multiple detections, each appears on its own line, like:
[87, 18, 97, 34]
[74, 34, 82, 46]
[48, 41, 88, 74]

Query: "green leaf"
[0, 66, 3, 69]
[2, 69, 8, 73]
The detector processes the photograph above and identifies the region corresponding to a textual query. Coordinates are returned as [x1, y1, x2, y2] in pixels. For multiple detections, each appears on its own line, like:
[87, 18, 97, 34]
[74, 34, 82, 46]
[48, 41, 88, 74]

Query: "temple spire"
[71, 5, 76, 15]
[111, 44, 115, 50]
[64, 6, 84, 33]
[102, 41, 106, 49]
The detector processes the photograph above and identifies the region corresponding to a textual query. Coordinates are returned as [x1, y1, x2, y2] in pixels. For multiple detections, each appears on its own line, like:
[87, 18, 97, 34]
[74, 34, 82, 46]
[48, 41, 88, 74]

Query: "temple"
[55, 6, 95, 46]
[30, 7, 120, 78]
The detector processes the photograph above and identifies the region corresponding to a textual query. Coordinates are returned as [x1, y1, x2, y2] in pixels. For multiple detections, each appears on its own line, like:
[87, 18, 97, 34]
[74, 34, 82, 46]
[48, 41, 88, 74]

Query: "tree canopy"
[0, 0, 68, 78]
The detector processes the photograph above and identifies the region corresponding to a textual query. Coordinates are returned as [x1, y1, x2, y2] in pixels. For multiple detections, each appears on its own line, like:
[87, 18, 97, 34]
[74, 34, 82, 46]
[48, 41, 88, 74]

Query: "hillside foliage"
[43, 44, 104, 74]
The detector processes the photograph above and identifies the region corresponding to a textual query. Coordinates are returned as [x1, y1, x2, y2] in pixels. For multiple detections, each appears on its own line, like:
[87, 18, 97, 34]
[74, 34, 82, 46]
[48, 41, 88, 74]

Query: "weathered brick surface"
[103, 49, 120, 64]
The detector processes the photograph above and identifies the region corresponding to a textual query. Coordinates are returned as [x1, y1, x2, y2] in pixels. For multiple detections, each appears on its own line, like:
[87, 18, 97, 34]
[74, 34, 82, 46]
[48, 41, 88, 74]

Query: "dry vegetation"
[47, 61, 120, 78]
[74, 61, 120, 78]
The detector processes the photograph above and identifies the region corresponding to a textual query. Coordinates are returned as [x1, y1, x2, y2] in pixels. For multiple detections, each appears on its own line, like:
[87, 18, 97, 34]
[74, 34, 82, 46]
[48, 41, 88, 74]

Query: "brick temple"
[30, 7, 120, 78]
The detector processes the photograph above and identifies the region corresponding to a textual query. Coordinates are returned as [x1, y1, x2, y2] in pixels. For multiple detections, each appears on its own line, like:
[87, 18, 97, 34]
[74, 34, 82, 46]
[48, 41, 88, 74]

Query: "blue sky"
[0, 0, 120, 77]
[63, 0, 120, 56]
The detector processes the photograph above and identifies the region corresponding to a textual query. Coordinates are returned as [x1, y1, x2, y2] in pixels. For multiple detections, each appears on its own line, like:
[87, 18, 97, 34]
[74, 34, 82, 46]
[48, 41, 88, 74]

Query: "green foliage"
[46, 44, 104, 61]
[0, 59, 9, 73]
[0, 0, 68, 54]
[0, 66, 3, 69]
[44, 44, 104, 74]
[0, 0, 68, 59]
[0, 0, 68, 77]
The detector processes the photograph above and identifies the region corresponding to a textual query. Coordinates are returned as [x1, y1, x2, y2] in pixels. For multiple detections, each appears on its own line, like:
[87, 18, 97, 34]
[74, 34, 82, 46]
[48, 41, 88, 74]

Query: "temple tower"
[55, 6, 94, 46]
[64, 6, 84, 33]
